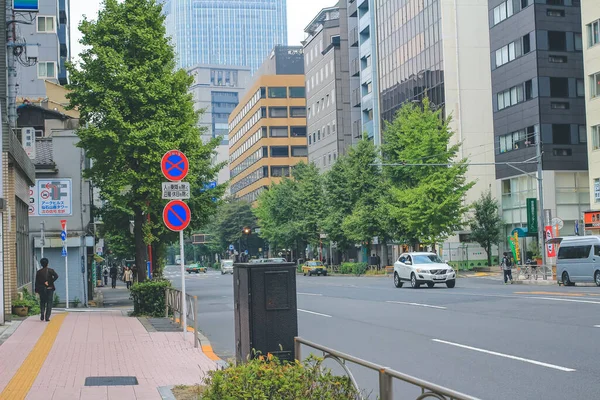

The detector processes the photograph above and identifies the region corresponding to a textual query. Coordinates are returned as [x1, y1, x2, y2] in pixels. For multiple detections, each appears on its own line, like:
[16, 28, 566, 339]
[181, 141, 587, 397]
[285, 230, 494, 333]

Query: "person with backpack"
[501, 252, 513, 284]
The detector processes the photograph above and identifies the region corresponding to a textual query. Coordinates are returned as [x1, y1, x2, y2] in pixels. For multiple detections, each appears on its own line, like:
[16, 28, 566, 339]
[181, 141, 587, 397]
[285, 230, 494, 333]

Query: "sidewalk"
[0, 310, 216, 400]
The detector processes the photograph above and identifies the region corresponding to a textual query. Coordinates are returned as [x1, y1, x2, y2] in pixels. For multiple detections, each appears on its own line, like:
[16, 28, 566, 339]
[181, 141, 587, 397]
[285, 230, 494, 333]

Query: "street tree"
[322, 156, 354, 253]
[209, 199, 258, 252]
[382, 97, 474, 249]
[67, 0, 222, 280]
[469, 191, 503, 267]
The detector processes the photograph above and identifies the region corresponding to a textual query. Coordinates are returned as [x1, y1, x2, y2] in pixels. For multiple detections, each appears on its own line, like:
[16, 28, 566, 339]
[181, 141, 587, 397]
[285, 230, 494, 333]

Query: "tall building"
[188, 65, 252, 187]
[489, 0, 588, 242]
[304, 5, 353, 172]
[228, 46, 307, 203]
[162, 0, 288, 72]
[582, 1, 600, 209]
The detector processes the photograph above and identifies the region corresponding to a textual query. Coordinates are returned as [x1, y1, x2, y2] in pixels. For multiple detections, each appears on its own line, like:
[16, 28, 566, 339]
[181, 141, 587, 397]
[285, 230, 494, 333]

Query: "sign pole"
[179, 230, 186, 337]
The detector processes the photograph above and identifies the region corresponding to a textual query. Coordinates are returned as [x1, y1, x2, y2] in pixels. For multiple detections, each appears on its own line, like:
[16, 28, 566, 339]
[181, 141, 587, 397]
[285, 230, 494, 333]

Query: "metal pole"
[294, 338, 301, 362]
[179, 230, 187, 337]
[379, 369, 393, 400]
[536, 135, 547, 277]
[193, 295, 198, 348]
[40, 221, 45, 260]
[65, 250, 69, 309]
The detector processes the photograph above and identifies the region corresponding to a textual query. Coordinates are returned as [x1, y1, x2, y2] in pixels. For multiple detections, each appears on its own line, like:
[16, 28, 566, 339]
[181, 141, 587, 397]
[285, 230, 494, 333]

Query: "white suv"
[393, 252, 456, 289]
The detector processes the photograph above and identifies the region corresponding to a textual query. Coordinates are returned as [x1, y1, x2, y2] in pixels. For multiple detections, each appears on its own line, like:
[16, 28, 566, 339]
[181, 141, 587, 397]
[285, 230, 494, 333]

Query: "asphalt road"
[164, 265, 600, 399]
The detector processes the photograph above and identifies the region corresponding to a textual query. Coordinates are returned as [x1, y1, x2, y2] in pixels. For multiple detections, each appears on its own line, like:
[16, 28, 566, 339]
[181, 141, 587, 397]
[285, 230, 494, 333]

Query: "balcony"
[349, 0, 357, 17]
[352, 119, 361, 138]
[352, 88, 361, 108]
[350, 27, 358, 47]
[350, 58, 360, 77]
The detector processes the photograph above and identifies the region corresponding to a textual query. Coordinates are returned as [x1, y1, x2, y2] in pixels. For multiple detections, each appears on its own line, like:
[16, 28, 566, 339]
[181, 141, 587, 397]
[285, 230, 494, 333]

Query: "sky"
[71, 0, 336, 63]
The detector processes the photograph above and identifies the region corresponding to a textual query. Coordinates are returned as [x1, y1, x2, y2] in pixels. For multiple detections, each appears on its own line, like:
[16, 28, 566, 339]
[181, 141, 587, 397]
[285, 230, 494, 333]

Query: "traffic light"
[242, 227, 251, 235]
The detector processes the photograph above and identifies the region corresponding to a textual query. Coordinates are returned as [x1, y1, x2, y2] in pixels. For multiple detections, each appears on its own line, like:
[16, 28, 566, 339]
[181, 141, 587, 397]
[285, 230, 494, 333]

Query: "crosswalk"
[162, 267, 223, 281]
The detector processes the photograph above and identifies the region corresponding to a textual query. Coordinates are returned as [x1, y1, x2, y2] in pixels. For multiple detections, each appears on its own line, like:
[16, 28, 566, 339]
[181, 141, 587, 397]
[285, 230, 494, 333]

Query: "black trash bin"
[233, 262, 298, 363]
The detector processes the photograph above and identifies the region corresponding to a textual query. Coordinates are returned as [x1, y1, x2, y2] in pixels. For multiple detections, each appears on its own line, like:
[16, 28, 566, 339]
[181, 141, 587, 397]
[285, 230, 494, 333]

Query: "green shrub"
[130, 279, 171, 317]
[339, 263, 354, 274]
[352, 262, 368, 276]
[200, 354, 358, 400]
[13, 288, 40, 316]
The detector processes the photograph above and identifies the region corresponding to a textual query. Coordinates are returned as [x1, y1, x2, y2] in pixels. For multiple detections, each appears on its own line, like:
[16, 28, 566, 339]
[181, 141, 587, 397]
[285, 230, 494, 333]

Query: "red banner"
[545, 225, 556, 257]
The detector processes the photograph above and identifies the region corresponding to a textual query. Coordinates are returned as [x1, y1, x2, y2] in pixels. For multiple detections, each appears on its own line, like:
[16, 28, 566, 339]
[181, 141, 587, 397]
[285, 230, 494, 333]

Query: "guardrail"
[294, 337, 479, 400]
[165, 287, 199, 348]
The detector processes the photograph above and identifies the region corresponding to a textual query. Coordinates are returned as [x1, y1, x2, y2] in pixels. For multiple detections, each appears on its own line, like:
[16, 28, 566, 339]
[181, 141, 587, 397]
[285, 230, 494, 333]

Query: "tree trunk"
[134, 208, 147, 282]
[486, 241, 492, 267]
[382, 239, 389, 268]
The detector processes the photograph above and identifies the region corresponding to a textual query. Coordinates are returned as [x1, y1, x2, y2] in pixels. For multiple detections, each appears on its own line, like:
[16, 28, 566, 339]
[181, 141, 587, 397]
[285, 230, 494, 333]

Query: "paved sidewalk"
[0, 311, 216, 400]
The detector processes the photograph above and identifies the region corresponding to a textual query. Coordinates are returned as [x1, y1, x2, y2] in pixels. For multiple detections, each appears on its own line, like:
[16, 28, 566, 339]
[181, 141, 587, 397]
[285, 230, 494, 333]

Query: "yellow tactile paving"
[0, 313, 67, 400]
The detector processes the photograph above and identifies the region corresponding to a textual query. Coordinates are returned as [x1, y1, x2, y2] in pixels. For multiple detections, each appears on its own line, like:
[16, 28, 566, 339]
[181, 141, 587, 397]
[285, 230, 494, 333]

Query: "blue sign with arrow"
[61, 247, 67, 257]
[60, 231, 67, 241]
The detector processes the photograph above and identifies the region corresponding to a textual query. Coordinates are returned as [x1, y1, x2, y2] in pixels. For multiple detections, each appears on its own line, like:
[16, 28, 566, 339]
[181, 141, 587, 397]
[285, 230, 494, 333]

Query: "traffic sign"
[60, 219, 67, 231]
[60, 231, 66, 241]
[61, 247, 67, 257]
[162, 182, 191, 199]
[201, 181, 217, 192]
[229, 244, 234, 251]
[163, 200, 191, 231]
[161, 150, 189, 182]
[244, 250, 249, 255]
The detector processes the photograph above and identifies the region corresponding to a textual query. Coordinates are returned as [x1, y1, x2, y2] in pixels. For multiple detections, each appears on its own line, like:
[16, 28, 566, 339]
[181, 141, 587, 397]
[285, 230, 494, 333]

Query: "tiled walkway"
[0, 311, 216, 400]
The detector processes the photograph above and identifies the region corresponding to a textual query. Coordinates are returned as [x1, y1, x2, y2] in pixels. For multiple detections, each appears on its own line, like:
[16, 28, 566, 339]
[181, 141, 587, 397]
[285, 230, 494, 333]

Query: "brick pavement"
[0, 311, 216, 400]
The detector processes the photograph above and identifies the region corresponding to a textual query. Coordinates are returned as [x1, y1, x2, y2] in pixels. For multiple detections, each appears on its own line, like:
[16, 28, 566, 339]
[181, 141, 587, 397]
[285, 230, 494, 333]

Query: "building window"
[579, 125, 587, 144]
[498, 126, 537, 153]
[37, 62, 56, 79]
[552, 124, 571, 145]
[575, 33, 583, 51]
[291, 126, 306, 137]
[269, 107, 288, 118]
[552, 148, 572, 156]
[37, 16, 55, 33]
[546, 0, 564, 5]
[289, 87, 306, 98]
[550, 101, 570, 110]
[546, 9, 564, 17]
[592, 125, 600, 150]
[548, 55, 567, 63]
[495, 42, 516, 68]
[289, 107, 306, 117]
[548, 31, 567, 51]
[270, 127, 288, 137]
[550, 77, 569, 97]
[595, 179, 600, 202]
[308, 135, 312, 145]
[271, 166, 290, 177]
[268, 87, 287, 98]
[590, 72, 600, 98]
[493, 1, 513, 26]
[270, 146, 289, 157]
[260, 87, 267, 98]
[577, 79, 585, 97]
[317, 130, 321, 140]
[497, 83, 527, 110]
[589, 20, 600, 47]
[291, 146, 308, 157]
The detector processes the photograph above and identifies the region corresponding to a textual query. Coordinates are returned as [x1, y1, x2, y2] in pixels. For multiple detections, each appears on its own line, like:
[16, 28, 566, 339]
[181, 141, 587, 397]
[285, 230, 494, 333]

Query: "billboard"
[13, 0, 39, 11]
[29, 179, 73, 217]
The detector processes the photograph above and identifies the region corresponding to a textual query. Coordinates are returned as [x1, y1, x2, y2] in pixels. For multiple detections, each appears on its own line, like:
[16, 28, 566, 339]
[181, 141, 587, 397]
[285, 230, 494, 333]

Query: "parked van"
[556, 236, 600, 286]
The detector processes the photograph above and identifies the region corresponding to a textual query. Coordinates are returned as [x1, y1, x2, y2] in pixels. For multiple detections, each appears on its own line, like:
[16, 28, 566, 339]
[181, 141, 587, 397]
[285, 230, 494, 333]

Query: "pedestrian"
[110, 264, 118, 289]
[103, 268, 108, 286]
[124, 267, 133, 289]
[501, 252, 513, 284]
[35, 258, 59, 322]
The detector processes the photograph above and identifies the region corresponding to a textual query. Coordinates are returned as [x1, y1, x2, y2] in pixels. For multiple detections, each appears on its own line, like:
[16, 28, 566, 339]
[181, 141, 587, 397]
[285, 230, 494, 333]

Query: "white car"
[393, 252, 456, 289]
[220, 259, 234, 274]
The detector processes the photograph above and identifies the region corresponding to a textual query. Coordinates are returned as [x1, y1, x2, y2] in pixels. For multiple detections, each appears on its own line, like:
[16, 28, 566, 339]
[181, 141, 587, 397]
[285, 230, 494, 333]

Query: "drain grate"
[85, 376, 139, 386]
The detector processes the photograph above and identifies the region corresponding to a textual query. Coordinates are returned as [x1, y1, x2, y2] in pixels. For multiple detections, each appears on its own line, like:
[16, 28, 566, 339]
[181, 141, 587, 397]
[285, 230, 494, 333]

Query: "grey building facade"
[304, 6, 353, 171]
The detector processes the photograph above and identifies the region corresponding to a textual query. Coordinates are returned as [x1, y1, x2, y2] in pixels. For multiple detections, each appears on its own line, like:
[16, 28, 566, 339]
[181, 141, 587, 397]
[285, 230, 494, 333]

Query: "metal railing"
[295, 337, 480, 400]
[165, 287, 199, 348]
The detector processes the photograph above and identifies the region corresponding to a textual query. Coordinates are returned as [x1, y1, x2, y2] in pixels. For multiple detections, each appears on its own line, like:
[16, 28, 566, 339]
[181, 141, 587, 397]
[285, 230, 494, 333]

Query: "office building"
[304, 5, 353, 172]
[228, 46, 307, 203]
[188, 65, 252, 187]
[162, 0, 287, 72]
[583, 1, 600, 209]
[489, 0, 588, 241]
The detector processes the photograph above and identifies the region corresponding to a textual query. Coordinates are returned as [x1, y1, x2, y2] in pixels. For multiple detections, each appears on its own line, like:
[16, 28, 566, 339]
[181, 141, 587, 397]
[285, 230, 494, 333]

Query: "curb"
[0, 320, 22, 346]
[513, 280, 557, 285]
[157, 385, 176, 400]
[196, 330, 228, 368]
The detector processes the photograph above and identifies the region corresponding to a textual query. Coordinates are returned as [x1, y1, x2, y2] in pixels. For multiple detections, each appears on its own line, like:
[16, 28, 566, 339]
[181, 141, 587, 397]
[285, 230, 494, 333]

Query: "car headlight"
[416, 268, 429, 273]
[447, 268, 454, 274]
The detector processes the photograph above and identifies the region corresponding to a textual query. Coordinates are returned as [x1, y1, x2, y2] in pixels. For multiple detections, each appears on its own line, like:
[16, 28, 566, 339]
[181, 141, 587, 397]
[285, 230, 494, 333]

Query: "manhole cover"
[85, 376, 138, 386]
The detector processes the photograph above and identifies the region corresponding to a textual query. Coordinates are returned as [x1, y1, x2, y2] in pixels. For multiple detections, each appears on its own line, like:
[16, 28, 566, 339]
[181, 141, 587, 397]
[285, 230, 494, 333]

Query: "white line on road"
[298, 292, 323, 296]
[527, 296, 600, 305]
[298, 309, 332, 318]
[386, 301, 446, 310]
[432, 339, 576, 372]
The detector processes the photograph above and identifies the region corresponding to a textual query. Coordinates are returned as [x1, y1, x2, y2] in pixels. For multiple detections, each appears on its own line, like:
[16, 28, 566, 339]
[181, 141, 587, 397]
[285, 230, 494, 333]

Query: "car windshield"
[222, 261, 233, 266]
[412, 255, 443, 264]
[307, 261, 323, 266]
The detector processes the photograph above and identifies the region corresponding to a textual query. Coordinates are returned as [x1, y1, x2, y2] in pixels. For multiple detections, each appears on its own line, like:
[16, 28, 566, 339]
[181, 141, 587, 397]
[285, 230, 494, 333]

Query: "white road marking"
[298, 292, 323, 296]
[298, 309, 332, 318]
[527, 296, 600, 305]
[386, 301, 446, 310]
[432, 339, 576, 372]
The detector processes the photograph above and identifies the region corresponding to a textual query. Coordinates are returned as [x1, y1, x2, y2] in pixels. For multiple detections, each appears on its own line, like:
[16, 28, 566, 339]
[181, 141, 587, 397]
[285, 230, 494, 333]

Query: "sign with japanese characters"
[22, 127, 35, 159]
[162, 182, 190, 199]
[29, 179, 72, 216]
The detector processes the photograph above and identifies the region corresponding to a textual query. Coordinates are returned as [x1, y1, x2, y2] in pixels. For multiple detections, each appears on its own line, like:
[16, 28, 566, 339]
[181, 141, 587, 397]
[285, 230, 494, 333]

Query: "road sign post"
[61, 219, 68, 309]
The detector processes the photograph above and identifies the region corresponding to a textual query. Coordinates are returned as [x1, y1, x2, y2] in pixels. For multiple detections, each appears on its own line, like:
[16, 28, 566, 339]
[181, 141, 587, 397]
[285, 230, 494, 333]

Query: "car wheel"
[427, 283, 434, 288]
[394, 273, 403, 288]
[562, 271, 574, 286]
[410, 273, 420, 289]
[221, 271, 224, 275]
[446, 280, 456, 288]
[595, 271, 600, 287]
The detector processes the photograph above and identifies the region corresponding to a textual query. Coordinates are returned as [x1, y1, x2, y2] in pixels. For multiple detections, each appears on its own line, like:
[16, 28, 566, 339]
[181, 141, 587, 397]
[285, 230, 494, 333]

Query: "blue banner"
[13, 0, 38, 11]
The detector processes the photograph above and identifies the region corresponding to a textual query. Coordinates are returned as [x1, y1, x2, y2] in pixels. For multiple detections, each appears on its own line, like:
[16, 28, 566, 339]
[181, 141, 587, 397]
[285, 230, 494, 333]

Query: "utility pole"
[40, 221, 45, 259]
[6, 3, 17, 129]
[536, 135, 547, 277]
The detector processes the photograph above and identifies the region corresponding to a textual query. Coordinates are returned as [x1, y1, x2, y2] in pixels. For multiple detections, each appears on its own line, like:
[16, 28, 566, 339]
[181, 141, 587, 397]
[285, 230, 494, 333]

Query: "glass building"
[162, 0, 288, 72]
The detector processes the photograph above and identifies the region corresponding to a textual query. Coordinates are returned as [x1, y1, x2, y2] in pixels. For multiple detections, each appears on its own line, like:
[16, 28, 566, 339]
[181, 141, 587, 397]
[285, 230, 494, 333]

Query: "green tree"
[322, 156, 353, 253]
[67, 0, 223, 280]
[382, 98, 474, 248]
[469, 191, 503, 267]
[208, 199, 258, 252]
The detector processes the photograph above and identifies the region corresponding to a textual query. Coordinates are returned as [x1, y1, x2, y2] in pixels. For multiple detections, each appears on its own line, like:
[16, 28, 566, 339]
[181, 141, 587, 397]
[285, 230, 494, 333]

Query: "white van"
[556, 236, 600, 286]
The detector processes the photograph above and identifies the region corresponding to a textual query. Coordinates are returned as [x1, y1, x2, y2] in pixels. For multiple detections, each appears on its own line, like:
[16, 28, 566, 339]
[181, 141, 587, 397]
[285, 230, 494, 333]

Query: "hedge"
[130, 279, 171, 317]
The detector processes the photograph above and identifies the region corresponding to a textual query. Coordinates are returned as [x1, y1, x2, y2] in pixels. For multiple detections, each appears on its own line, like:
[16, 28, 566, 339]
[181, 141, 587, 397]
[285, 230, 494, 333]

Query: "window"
[548, 31, 567, 51]
[261, 107, 267, 117]
[521, 0, 530, 7]
[551, 102, 569, 110]
[548, 55, 567, 63]
[260, 87, 267, 98]
[557, 245, 591, 260]
[37, 62, 56, 79]
[498, 126, 537, 153]
[550, 77, 569, 97]
[37, 16, 55, 32]
[589, 20, 600, 47]
[289, 87, 306, 98]
[495, 42, 516, 67]
[270, 146, 289, 157]
[591, 72, 600, 98]
[317, 130, 321, 140]
[290, 107, 306, 117]
[546, 0, 564, 5]
[577, 79, 585, 97]
[546, 9, 564, 17]
[552, 124, 571, 144]
[592, 125, 600, 150]
[523, 34, 531, 54]
[270, 166, 290, 177]
[270, 127, 288, 137]
[575, 33, 583, 51]
[291, 146, 308, 157]
[497, 83, 524, 110]
[269, 107, 287, 118]
[493, 1, 513, 26]
[579, 125, 587, 143]
[525, 79, 534, 100]
[291, 126, 307, 137]
[595, 245, 600, 256]
[552, 148, 572, 156]
[268, 87, 287, 98]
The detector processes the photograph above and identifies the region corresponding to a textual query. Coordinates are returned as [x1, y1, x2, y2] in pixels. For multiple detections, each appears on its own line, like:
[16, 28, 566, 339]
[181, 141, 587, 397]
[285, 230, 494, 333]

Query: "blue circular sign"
[161, 150, 189, 182]
[163, 200, 191, 231]
[229, 245, 234, 251]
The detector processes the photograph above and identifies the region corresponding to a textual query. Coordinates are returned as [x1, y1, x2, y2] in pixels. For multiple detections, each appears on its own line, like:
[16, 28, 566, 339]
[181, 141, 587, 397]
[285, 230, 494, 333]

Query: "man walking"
[110, 264, 118, 289]
[501, 252, 513, 284]
[35, 258, 59, 322]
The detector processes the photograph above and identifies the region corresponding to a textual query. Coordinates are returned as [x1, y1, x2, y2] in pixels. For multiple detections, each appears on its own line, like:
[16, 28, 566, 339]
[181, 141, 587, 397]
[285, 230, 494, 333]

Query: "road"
[164, 265, 600, 399]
